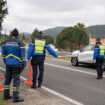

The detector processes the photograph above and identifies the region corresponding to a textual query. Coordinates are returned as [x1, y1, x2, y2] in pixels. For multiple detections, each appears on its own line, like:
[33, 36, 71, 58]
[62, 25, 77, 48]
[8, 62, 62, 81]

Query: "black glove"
[18, 63, 24, 74]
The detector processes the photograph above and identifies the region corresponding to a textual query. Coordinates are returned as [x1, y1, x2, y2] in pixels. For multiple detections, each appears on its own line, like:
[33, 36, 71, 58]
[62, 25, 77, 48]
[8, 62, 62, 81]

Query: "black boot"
[31, 83, 37, 89]
[13, 98, 24, 103]
[96, 77, 102, 79]
[4, 96, 12, 100]
[38, 82, 42, 88]
[101, 76, 103, 79]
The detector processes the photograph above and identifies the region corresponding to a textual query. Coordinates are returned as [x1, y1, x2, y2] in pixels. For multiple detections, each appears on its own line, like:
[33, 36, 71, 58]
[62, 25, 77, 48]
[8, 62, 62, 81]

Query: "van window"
[82, 45, 94, 51]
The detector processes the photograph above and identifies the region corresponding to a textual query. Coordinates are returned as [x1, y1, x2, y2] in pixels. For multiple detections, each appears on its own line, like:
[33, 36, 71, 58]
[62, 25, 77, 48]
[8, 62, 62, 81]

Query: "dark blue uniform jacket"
[2, 37, 26, 67]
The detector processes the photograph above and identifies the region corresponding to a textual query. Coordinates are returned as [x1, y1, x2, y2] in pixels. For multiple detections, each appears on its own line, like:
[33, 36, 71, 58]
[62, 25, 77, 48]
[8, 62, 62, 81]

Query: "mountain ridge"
[20, 25, 105, 39]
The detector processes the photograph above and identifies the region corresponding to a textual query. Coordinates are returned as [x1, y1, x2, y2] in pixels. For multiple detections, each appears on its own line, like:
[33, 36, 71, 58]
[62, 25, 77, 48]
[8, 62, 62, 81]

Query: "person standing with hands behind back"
[93, 38, 105, 79]
[27, 31, 58, 88]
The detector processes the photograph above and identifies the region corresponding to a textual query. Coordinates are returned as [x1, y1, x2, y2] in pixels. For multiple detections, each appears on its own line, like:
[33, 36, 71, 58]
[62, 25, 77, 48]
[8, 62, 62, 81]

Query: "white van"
[71, 44, 97, 66]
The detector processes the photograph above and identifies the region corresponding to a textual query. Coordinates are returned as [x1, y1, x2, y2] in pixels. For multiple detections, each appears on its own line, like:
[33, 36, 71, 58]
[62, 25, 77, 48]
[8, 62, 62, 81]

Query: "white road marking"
[0, 67, 5, 71]
[0, 66, 83, 105]
[42, 86, 83, 105]
[45, 63, 104, 77]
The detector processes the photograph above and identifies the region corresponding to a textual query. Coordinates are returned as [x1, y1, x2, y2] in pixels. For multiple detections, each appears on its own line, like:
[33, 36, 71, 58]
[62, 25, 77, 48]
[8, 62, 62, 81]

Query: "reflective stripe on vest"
[99, 45, 105, 55]
[35, 40, 45, 54]
[2, 54, 23, 62]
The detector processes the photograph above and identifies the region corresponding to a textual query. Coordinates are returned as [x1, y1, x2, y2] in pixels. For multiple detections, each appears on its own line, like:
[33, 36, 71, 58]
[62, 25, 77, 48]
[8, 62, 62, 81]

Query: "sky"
[2, 0, 105, 34]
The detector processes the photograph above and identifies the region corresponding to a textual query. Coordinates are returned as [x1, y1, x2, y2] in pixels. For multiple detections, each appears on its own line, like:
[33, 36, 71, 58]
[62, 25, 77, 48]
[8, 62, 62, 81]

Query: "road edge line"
[45, 63, 98, 76]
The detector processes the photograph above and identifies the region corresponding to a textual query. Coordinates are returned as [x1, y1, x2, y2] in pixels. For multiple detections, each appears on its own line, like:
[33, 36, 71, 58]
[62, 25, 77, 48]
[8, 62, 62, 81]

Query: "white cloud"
[2, 0, 105, 34]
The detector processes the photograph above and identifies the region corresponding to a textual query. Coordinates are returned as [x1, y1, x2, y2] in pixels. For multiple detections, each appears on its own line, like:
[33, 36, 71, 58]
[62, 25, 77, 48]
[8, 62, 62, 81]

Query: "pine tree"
[22, 34, 25, 40]
[31, 28, 39, 40]
[56, 25, 89, 51]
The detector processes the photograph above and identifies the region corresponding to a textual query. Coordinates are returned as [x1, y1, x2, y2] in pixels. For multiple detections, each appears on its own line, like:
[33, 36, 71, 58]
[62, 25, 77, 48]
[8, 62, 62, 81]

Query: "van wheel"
[71, 57, 79, 66]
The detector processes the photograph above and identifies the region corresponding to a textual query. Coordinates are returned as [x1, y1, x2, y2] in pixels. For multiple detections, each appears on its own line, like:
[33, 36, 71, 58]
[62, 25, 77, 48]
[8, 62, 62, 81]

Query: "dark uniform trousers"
[96, 58, 104, 78]
[31, 56, 45, 85]
[4, 66, 20, 100]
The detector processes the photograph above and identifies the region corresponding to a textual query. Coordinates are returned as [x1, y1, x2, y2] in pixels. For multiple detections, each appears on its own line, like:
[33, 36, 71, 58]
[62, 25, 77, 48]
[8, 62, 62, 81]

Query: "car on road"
[71, 44, 105, 68]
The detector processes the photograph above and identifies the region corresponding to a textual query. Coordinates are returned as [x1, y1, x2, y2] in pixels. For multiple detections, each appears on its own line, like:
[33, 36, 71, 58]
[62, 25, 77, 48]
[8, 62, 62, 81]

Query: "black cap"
[38, 31, 42, 35]
[12, 28, 19, 36]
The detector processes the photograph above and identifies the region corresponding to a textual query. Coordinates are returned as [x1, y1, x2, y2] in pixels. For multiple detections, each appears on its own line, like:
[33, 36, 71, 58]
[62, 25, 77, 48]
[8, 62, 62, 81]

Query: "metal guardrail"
[47, 50, 72, 58]
[56, 51, 71, 56]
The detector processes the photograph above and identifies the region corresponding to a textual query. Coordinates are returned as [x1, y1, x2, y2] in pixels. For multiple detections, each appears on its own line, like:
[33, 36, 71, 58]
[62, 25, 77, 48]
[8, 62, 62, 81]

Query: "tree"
[43, 35, 54, 44]
[31, 28, 39, 40]
[22, 34, 25, 40]
[0, 0, 8, 35]
[75, 22, 88, 34]
[74, 23, 89, 48]
[55, 26, 89, 52]
[75, 23, 85, 29]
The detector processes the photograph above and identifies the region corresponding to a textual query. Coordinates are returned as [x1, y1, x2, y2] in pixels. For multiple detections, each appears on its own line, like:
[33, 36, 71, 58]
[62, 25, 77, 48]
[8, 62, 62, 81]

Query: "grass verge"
[0, 93, 4, 105]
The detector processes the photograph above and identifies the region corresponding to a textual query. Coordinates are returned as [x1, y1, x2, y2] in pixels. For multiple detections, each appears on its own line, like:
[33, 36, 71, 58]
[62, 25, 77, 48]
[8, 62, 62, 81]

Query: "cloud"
[2, 0, 105, 34]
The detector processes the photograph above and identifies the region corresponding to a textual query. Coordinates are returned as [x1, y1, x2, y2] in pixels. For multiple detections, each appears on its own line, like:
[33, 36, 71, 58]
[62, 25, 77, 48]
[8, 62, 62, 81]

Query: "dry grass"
[0, 93, 4, 105]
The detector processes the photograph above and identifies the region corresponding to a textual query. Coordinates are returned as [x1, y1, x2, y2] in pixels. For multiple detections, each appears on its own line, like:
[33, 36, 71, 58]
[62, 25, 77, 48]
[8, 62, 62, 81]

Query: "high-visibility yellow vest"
[97, 43, 101, 46]
[99, 45, 105, 55]
[34, 39, 45, 54]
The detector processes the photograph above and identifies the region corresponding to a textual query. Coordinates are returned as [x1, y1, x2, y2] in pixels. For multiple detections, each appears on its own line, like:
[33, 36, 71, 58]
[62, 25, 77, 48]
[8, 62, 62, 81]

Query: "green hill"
[42, 27, 65, 39]
[42, 25, 105, 39]
[87, 25, 105, 38]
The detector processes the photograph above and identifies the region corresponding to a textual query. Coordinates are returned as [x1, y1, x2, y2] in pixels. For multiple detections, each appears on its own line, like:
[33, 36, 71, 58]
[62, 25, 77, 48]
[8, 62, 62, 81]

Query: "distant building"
[90, 38, 105, 44]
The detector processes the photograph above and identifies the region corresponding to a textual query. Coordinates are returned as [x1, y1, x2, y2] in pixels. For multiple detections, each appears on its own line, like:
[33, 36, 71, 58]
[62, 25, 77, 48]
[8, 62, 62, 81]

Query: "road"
[0, 54, 105, 105]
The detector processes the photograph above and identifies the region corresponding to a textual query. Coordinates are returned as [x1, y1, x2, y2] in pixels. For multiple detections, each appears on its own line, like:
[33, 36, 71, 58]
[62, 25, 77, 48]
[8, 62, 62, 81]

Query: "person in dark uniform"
[93, 38, 105, 79]
[95, 38, 102, 49]
[2, 29, 26, 102]
[27, 31, 58, 88]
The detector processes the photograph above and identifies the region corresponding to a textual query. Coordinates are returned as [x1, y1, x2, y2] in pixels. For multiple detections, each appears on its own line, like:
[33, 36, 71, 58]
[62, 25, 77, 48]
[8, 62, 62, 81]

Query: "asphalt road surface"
[0, 54, 105, 105]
